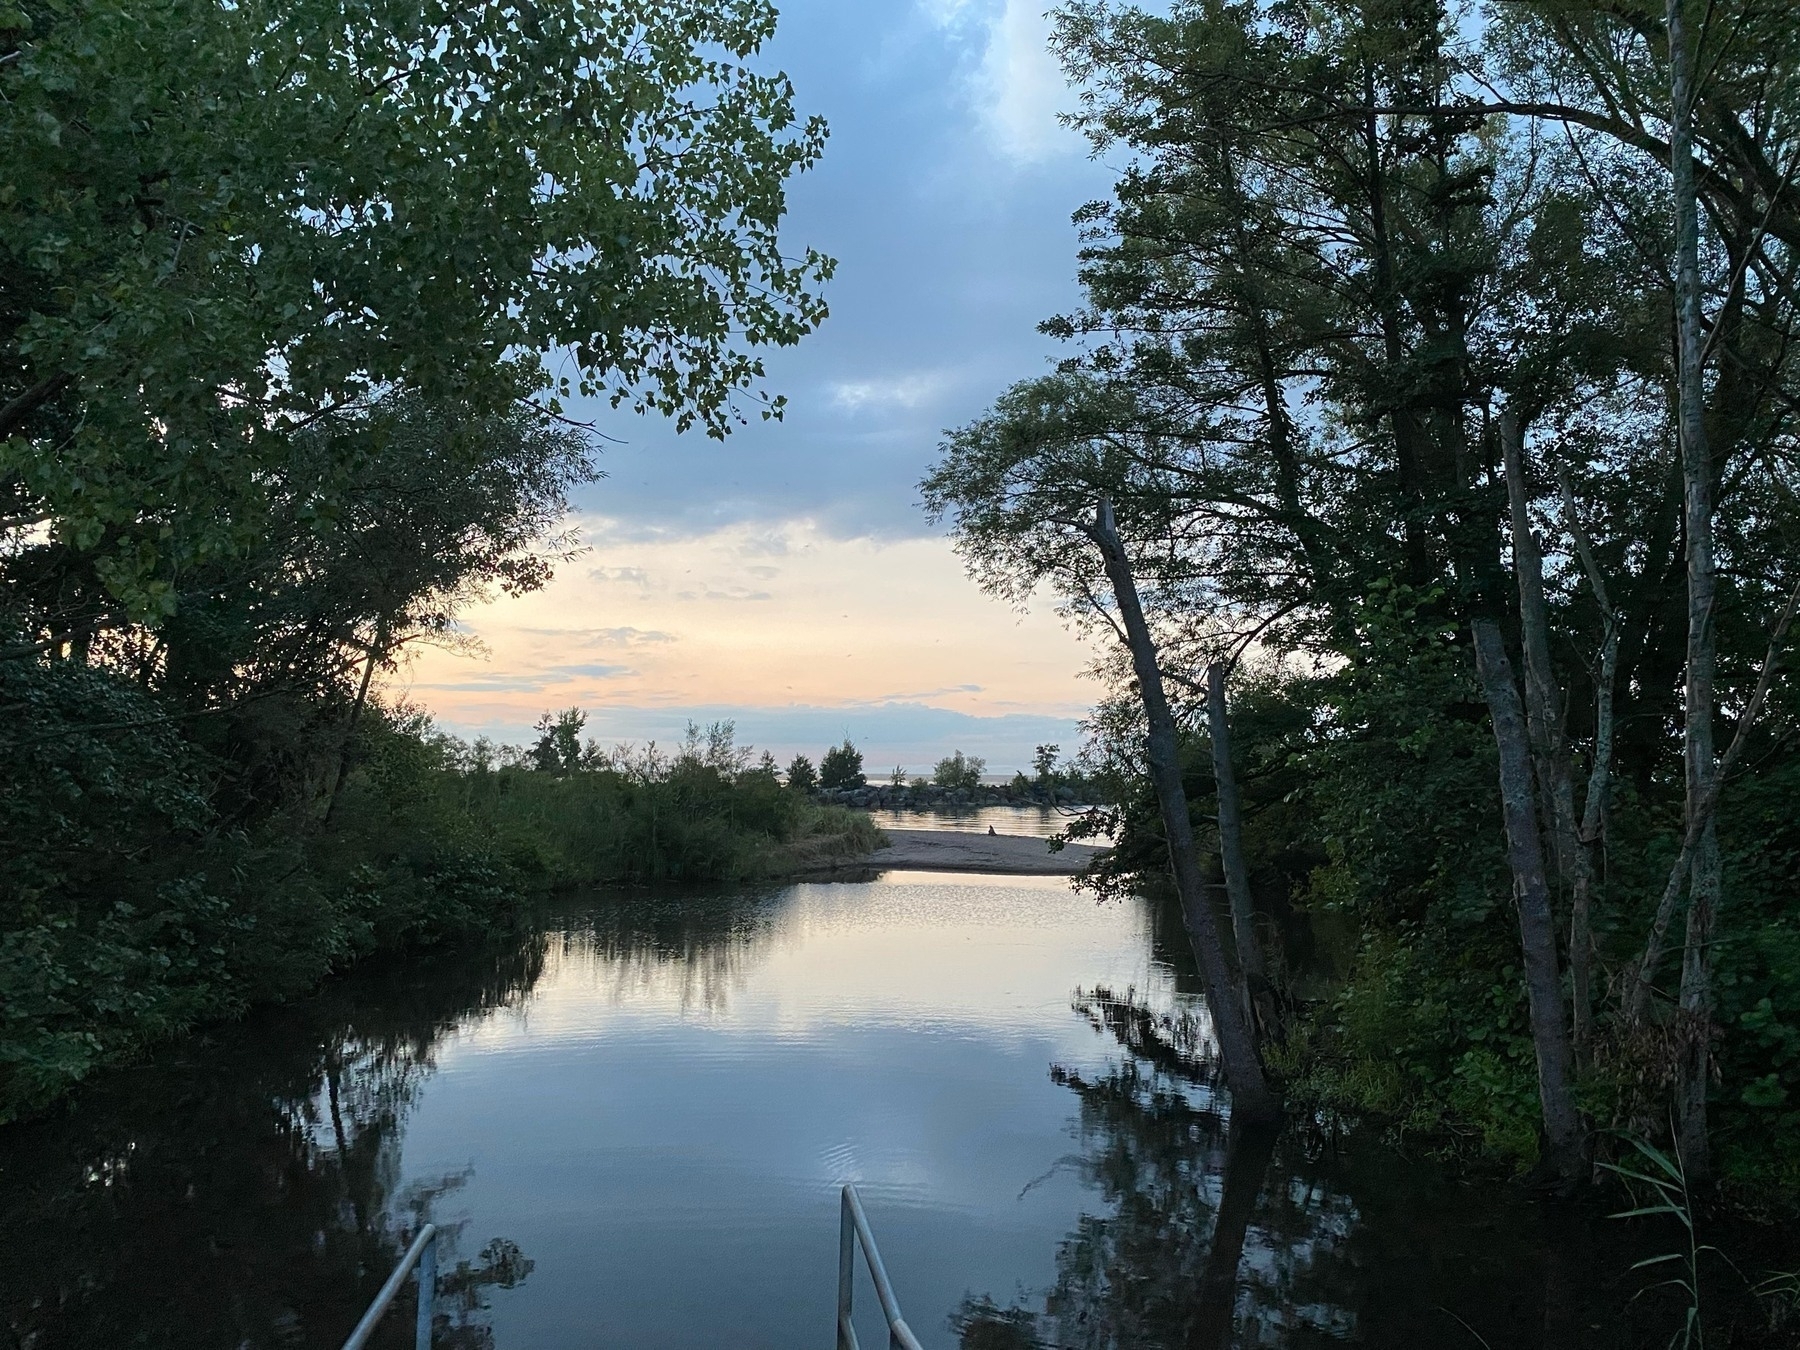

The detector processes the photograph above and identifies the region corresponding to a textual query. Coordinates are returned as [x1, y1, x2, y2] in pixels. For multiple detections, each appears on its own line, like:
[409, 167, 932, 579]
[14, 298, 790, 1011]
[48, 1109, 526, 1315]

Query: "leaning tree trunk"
[1500, 412, 1597, 1057]
[1207, 661, 1271, 1026]
[1627, 580, 1800, 1024]
[324, 618, 388, 825]
[1667, 0, 1720, 1182]
[1089, 498, 1282, 1124]
[1189, 1117, 1279, 1350]
[1470, 617, 1585, 1186]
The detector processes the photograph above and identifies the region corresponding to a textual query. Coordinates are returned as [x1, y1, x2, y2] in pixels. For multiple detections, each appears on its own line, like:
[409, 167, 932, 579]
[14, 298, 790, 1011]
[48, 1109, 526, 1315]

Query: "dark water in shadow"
[0, 873, 1721, 1348]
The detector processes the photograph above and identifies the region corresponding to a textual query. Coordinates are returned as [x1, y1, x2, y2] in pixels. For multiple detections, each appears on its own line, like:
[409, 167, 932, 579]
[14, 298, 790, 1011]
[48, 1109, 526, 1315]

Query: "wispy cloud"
[413, 661, 636, 694]
[736, 530, 792, 558]
[589, 565, 652, 589]
[677, 586, 773, 603]
[879, 683, 986, 700]
[518, 626, 677, 648]
[829, 371, 952, 414]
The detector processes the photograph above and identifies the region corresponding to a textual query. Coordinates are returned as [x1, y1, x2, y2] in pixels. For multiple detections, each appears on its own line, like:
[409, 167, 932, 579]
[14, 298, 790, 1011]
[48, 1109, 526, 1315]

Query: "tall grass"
[435, 762, 884, 886]
[1603, 1133, 1718, 1349]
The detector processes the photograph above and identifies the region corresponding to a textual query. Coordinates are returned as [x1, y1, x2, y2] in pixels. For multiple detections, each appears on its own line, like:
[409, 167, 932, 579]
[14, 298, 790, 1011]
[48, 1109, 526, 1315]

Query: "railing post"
[413, 1230, 436, 1350]
[837, 1185, 856, 1350]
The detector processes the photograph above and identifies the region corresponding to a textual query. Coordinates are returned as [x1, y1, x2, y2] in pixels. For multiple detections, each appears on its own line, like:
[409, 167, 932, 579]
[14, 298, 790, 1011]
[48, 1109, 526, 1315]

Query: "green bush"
[0, 665, 882, 1121]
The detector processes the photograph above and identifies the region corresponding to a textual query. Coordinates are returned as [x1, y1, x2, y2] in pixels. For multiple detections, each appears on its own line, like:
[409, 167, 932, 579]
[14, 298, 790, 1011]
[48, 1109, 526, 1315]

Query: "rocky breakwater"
[814, 782, 1083, 810]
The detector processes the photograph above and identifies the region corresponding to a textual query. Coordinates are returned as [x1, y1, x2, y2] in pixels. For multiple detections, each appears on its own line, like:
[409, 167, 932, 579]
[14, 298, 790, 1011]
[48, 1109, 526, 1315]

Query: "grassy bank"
[0, 673, 879, 1124]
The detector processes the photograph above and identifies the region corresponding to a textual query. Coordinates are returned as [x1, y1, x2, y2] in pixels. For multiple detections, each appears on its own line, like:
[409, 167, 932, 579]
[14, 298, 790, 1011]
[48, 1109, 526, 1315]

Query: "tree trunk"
[1206, 661, 1270, 1018]
[1470, 617, 1584, 1185]
[1501, 412, 1596, 1057]
[1668, 0, 1719, 1183]
[324, 621, 386, 825]
[1626, 578, 1799, 1023]
[1559, 467, 1621, 1035]
[1089, 498, 1282, 1124]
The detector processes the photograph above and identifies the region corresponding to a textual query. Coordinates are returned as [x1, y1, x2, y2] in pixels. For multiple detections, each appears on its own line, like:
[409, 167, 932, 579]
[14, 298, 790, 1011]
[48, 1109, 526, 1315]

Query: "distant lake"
[867, 802, 1101, 840]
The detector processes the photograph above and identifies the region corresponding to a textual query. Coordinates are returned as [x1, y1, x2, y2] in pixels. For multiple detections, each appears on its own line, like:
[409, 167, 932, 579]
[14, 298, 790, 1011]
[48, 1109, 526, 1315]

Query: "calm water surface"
[866, 803, 1102, 840]
[2, 871, 1676, 1348]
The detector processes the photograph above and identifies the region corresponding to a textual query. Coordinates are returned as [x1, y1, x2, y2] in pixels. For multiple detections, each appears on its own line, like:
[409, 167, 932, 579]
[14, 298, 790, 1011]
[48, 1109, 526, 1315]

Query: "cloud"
[829, 371, 952, 413]
[551, 663, 637, 679]
[922, 0, 1080, 164]
[589, 565, 652, 588]
[735, 530, 792, 558]
[413, 661, 636, 694]
[982, 0, 1075, 161]
[879, 683, 986, 699]
[744, 565, 781, 580]
[518, 626, 677, 648]
[677, 586, 773, 603]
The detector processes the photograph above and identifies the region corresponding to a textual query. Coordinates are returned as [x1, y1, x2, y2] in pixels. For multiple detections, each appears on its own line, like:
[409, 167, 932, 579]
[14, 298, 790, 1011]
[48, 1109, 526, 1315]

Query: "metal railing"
[837, 1184, 924, 1350]
[340, 1223, 438, 1350]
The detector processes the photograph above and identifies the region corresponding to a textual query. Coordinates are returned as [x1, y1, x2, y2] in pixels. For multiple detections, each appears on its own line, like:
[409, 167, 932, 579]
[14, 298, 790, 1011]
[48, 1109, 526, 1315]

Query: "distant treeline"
[780, 738, 1097, 799]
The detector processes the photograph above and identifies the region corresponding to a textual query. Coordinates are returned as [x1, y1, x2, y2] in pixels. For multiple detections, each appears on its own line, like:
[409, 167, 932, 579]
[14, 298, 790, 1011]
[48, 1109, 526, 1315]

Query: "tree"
[818, 740, 865, 790]
[924, 409, 1284, 1120]
[531, 709, 586, 776]
[1032, 744, 1061, 789]
[2, 0, 831, 624]
[785, 755, 817, 794]
[929, 0, 1800, 1179]
[933, 750, 986, 791]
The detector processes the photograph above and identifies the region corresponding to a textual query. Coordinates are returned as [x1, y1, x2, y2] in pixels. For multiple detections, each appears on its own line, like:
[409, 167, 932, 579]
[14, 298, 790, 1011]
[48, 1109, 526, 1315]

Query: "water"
[0, 872, 1704, 1348]
[866, 803, 1099, 840]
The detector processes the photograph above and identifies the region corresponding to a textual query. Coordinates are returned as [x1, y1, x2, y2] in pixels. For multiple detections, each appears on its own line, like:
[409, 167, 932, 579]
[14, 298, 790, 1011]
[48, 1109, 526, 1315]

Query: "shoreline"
[795, 828, 1103, 877]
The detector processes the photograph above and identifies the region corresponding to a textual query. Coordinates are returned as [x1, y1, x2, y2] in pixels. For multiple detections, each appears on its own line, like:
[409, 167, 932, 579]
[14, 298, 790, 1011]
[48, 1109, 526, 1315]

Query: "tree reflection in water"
[0, 936, 547, 1350]
[553, 884, 789, 1013]
[953, 985, 1661, 1350]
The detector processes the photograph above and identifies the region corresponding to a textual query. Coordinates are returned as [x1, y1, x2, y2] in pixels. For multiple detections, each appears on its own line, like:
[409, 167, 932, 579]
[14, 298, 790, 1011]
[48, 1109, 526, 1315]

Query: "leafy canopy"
[0, 0, 832, 616]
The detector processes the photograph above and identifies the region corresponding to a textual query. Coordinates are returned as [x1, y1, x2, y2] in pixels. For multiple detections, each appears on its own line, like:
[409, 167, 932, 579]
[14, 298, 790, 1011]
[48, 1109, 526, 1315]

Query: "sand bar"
[859, 828, 1102, 875]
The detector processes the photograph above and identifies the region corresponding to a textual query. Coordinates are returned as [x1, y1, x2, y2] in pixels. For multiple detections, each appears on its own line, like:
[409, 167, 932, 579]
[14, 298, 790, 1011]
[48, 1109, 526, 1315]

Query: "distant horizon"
[424, 697, 1087, 780]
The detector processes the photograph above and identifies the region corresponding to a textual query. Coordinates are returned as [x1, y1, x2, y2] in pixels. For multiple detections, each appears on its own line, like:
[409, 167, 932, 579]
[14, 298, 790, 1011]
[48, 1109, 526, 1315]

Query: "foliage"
[819, 738, 865, 790]
[785, 753, 818, 793]
[0, 656, 533, 1122]
[925, 0, 1800, 1197]
[1, 0, 831, 620]
[0, 681, 881, 1123]
[451, 719, 883, 886]
[1603, 1134, 1716, 1350]
[932, 749, 986, 790]
[0, 0, 838, 1125]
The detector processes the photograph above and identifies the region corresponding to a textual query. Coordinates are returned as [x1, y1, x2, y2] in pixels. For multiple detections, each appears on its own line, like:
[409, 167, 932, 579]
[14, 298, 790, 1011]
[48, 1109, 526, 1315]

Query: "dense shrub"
[0, 660, 878, 1122]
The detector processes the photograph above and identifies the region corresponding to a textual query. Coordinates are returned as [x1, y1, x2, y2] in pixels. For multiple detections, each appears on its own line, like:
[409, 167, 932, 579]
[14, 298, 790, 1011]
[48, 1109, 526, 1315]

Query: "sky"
[396, 0, 1120, 774]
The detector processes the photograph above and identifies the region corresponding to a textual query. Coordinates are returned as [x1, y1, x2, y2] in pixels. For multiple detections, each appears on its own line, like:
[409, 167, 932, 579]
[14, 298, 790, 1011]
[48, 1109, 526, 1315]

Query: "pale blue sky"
[404, 1, 1119, 772]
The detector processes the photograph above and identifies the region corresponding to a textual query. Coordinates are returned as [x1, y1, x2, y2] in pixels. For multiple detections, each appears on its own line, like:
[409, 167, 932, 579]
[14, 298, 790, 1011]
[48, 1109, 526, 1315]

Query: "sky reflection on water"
[1, 872, 1673, 1349]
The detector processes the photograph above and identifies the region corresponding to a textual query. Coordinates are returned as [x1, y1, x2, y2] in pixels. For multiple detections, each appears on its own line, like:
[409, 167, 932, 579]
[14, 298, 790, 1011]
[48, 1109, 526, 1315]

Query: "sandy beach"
[854, 828, 1102, 876]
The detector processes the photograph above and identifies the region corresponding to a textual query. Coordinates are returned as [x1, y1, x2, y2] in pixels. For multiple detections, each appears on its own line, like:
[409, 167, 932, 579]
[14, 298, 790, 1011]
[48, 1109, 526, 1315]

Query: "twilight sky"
[397, 0, 1117, 773]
